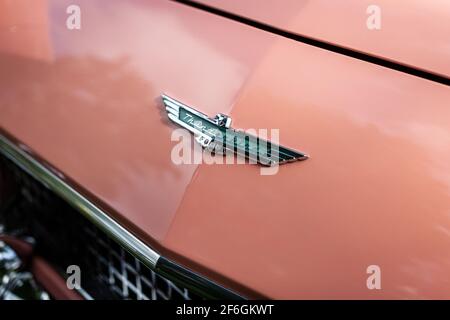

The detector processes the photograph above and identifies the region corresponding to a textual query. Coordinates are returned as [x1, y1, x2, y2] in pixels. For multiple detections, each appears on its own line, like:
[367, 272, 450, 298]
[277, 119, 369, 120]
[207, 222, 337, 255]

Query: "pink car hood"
[0, 0, 450, 299]
[194, 0, 450, 79]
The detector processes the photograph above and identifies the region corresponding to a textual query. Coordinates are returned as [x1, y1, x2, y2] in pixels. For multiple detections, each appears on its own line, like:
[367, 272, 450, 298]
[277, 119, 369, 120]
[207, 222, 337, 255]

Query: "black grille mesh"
[0, 155, 200, 300]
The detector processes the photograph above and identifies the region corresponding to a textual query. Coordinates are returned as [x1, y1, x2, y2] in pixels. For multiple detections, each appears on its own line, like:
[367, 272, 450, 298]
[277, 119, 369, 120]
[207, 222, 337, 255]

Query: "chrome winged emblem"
[162, 94, 308, 166]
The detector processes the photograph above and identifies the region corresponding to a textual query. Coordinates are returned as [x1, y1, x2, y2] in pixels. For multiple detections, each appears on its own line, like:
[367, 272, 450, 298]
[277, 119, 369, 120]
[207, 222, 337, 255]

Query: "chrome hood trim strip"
[0, 133, 243, 299]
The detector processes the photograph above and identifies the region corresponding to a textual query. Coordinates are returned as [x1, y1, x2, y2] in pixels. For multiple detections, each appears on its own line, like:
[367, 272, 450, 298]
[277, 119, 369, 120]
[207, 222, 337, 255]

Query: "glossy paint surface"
[1, 0, 450, 298]
[194, 0, 450, 78]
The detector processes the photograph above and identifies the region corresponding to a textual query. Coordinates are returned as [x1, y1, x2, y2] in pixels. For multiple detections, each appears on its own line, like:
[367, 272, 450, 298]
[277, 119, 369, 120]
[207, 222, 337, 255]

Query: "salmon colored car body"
[0, 0, 449, 300]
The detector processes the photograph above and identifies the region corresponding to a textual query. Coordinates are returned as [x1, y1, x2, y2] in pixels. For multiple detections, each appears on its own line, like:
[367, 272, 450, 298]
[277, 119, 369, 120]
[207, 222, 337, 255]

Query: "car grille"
[0, 155, 200, 300]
